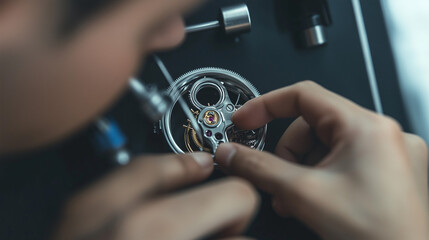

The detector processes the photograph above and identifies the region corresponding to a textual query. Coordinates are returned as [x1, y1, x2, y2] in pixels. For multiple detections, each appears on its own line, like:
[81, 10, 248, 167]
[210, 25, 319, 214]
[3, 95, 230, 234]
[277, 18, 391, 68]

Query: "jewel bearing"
[160, 67, 267, 154]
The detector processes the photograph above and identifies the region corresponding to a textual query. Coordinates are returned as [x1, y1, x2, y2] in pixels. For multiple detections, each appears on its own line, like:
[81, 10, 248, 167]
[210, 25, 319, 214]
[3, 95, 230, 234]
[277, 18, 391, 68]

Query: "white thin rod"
[351, 0, 384, 114]
[186, 20, 220, 33]
[153, 55, 204, 144]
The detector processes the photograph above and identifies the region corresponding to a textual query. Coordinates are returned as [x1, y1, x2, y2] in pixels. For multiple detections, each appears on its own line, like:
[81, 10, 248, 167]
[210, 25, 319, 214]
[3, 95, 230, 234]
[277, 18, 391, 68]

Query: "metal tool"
[153, 56, 204, 145]
[301, 14, 328, 48]
[92, 118, 131, 166]
[284, 0, 332, 48]
[129, 77, 172, 122]
[352, 0, 383, 114]
[128, 55, 204, 146]
[186, 3, 252, 35]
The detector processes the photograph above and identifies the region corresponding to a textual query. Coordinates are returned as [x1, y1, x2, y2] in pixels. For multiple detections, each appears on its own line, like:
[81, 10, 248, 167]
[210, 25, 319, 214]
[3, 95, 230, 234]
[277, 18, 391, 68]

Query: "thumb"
[215, 143, 314, 201]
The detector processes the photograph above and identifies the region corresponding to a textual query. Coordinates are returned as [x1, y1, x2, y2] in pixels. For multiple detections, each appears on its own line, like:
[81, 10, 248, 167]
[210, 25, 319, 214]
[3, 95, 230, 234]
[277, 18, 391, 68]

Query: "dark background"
[0, 0, 409, 239]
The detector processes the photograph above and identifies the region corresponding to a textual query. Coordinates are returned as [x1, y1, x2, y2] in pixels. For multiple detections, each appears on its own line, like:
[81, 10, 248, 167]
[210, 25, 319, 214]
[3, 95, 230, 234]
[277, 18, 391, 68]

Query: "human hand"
[54, 153, 258, 240]
[215, 81, 429, 240]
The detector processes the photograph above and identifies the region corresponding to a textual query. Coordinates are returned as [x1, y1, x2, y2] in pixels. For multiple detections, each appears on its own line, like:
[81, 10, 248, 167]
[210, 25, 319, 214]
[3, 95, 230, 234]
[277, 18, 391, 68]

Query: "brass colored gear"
[182, 109, 211, 153]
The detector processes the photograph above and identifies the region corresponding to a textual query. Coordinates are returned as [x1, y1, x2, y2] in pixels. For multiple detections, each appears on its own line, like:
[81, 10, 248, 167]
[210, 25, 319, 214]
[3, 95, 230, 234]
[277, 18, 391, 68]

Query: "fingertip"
[188, 153, 214, 178]
[215, 143, 237, 168]
[232, 103, 254, 130]
[190, 152, 214, 169]
[232, 98, 271, 130]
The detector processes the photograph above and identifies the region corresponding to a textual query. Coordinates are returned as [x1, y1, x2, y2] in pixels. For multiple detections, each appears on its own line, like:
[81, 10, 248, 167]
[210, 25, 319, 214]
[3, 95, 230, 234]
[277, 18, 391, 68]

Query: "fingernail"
[215, 143, 237, 167]
[191, 152, 213, 168]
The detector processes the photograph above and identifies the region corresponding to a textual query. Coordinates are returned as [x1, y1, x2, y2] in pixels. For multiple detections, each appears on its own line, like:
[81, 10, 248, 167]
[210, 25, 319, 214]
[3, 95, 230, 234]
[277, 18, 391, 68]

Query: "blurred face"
[0, 0, 200, 154]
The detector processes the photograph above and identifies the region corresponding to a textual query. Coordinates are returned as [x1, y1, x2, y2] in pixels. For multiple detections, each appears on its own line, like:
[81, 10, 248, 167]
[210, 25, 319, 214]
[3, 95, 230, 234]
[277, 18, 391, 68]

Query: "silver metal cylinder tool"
[128, 57, 204, 144]
[301, 14, 327, 48]
[186, 3, 252, 35]
[129, 78, 172, 122]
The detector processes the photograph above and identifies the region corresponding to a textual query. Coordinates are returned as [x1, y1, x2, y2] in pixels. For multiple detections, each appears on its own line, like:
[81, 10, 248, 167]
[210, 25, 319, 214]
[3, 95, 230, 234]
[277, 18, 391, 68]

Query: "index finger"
[59, 153, 213, 238]
[233, 81, 364, 146]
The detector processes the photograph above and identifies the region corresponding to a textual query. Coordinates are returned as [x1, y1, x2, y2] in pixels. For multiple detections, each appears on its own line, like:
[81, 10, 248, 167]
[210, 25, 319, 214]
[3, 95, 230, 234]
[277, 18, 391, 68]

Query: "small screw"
[226, 104, 235, 112]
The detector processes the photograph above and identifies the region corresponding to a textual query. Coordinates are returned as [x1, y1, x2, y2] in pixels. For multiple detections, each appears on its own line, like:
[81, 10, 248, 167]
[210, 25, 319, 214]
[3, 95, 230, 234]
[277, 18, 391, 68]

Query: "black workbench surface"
[0, 0, 409, 239]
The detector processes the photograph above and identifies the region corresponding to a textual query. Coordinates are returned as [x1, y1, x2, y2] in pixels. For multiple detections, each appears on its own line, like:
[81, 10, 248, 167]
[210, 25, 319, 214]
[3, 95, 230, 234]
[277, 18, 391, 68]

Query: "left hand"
[54, 152, 259, 240]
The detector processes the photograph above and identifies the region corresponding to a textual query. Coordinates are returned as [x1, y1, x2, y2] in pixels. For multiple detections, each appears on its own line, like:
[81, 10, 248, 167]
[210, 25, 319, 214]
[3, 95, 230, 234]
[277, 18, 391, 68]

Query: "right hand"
[215, 81, 429, 240]
[54, 153, 259, 240]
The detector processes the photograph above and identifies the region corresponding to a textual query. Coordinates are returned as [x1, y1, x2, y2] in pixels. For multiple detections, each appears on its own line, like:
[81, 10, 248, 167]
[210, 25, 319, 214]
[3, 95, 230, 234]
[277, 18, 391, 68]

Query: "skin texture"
[53, 153, 259, 240]
[1, 1, 428, 240]
[215, 81, 429, 240]
[0, 0, 194, 154]
[0, 1, 260, 240]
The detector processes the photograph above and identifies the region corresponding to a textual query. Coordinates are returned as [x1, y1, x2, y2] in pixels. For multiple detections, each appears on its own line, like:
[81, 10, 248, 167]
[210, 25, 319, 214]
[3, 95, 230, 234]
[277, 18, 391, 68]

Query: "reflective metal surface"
[161, 68, 267, 154]
[185, 3, 251, 35]
[302, 25, 327, 48]
[186, 20, 220, 33]
[221, 3, 252, 34]
[129, 78, 172, 122]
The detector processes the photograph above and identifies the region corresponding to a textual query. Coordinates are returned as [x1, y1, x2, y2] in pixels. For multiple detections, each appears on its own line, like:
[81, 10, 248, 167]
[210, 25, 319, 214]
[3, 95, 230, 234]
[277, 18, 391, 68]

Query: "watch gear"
[160, 68, 267, 154]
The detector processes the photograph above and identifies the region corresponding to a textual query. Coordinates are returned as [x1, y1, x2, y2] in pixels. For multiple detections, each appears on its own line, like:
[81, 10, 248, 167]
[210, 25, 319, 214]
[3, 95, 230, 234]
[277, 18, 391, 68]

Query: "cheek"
[59, 14, 147, 92]
[45, 34, 142, 136]
[0, 4, 152, 152]
[1, 34, 143, 152]
[63, 36, 138, 90]
[0, 1, 156, 152]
